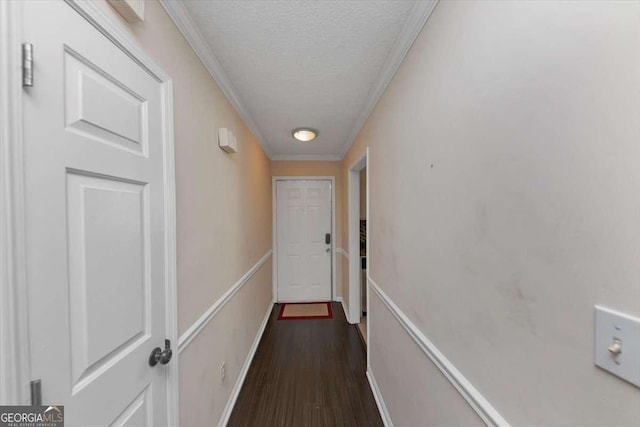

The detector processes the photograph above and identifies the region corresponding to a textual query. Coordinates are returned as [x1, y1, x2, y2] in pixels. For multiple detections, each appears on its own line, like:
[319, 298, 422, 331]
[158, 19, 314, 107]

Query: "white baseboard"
[218, 301, 274, 427]
[367, 370, 393, 427]
[368, 276, 509, 427]
[335, 296, 349, 323]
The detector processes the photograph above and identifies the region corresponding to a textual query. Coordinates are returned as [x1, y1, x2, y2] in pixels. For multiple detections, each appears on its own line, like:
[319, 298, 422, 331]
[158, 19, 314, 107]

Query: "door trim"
[0, 0, 30, 405]
[272, 176, 336, 303]
[0, 1, 179, 423]
[347, 149, 368, 325]
[348, 148, 370, 368]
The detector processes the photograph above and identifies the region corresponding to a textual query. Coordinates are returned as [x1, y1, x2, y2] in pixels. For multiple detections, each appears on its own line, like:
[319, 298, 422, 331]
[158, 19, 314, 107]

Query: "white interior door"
[276, 180, 332, 302]
[22, 2, 172, 425]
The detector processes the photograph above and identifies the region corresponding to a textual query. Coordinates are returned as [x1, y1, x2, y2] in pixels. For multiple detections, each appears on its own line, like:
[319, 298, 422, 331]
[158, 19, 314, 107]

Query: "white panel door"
[276, 180, 332, 302]
[22, 2, 172, 426]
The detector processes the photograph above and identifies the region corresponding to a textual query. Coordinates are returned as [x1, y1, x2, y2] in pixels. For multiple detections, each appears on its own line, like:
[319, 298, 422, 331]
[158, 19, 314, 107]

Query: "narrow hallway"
[4, 2, 639, 426]
[228, 303, 383, 427]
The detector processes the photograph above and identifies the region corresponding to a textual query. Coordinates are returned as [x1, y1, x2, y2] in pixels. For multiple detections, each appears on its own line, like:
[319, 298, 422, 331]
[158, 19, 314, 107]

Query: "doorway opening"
[357, 167, 367, 343]
[347, 149, 368, 348]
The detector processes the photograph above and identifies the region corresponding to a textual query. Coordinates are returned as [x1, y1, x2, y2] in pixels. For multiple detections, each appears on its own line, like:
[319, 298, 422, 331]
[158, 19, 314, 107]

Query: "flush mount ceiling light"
[292, 128, 318, 142]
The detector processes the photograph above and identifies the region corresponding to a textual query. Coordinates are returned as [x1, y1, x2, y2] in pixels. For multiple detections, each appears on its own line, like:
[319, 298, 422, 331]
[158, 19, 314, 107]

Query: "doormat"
[277, 302, 333, 320]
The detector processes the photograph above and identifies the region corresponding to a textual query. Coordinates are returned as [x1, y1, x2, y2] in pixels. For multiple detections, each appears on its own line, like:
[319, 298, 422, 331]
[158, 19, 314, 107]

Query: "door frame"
[0, 0, 30, 405]
[0, 1, 179, 424]
[347, 148, 369, 332]
[272, 176, 336, 303]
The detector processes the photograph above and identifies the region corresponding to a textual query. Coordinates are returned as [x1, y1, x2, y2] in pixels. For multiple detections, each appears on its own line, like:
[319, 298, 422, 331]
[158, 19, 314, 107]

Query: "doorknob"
[149, 339, 173, 366]
[325, 233, 331, 244]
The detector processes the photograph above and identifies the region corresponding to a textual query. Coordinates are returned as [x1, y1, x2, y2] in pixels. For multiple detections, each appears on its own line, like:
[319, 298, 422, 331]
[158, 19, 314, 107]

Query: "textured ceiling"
[177, 1, 428, 159]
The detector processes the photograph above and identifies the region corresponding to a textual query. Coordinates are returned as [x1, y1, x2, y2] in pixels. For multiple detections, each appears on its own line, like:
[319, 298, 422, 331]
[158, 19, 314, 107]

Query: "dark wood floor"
[228, 303, 383, 427]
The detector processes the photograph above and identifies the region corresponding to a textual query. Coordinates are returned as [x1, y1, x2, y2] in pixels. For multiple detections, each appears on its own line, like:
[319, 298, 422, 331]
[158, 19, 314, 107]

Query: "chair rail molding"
[336, 247, 349, 259]
[178, 250, 273, 353]
[367, 276, 510, 427]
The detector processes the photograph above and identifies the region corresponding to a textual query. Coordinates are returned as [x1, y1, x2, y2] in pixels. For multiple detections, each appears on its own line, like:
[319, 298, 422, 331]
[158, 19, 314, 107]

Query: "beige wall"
[344, 1, 640, 425]
[272, 161, 345, 299]
[93, 2, 273, 425]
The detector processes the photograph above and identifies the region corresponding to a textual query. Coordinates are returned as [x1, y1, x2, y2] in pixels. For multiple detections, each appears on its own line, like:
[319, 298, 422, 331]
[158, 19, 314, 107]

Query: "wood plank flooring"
[228, 302, 383, 427]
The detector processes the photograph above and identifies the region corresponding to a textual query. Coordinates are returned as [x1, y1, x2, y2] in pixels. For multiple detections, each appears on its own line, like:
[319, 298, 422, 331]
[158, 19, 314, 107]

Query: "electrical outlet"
[219, 362, 226, 384]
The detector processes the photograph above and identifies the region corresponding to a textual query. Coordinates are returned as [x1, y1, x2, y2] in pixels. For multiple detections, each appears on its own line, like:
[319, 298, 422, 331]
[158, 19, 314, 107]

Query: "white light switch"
[594, 305, 640, 387]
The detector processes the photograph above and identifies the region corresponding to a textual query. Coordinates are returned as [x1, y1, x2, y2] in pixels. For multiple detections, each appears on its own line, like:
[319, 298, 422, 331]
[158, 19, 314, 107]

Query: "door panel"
[309, 255, 324, 287]
[276, 180, 332, 302]
[64, 47, 148, 155]
[66, 172, 149, 391]
[22, 2, 170, 425]
[109, 387, 152, 427]
[307, 206, 322, 243]
[285, 255, 304, 288]
[286, 206, 303, 243]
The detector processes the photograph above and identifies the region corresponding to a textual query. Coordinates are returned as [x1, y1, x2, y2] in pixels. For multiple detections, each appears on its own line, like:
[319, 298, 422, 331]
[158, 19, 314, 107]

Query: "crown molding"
[160, 0, 438, 161]
[271, 154, 342, 162]
[339, 0, 439, 159]
[158, 0, 272, 158]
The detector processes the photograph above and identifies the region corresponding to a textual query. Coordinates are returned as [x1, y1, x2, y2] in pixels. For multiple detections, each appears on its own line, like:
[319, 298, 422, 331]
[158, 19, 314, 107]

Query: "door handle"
[325, 233, 331, 245]
[149, 339, 173, 366]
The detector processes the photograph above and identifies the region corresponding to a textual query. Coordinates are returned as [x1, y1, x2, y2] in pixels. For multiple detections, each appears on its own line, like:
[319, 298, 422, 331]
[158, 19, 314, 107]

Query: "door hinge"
[22, 43, 33, 87]
[30, 379, 41, 405]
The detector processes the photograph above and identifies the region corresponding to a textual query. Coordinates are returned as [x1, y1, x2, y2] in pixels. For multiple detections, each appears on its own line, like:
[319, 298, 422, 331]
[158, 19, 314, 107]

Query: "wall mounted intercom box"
[218, 128, 237, 153]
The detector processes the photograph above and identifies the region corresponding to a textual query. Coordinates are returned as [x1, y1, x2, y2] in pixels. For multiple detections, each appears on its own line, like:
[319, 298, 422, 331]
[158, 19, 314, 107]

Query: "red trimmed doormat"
[277, 302, 333, 320]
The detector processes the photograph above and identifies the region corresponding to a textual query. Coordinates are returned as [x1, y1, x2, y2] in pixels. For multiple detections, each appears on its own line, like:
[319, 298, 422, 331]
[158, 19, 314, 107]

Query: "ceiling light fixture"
[292, 128, 318, 142]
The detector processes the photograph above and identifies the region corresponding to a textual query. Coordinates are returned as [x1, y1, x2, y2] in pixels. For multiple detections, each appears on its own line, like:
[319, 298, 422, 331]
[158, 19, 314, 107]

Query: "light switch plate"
[594, 305, 640, 387]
